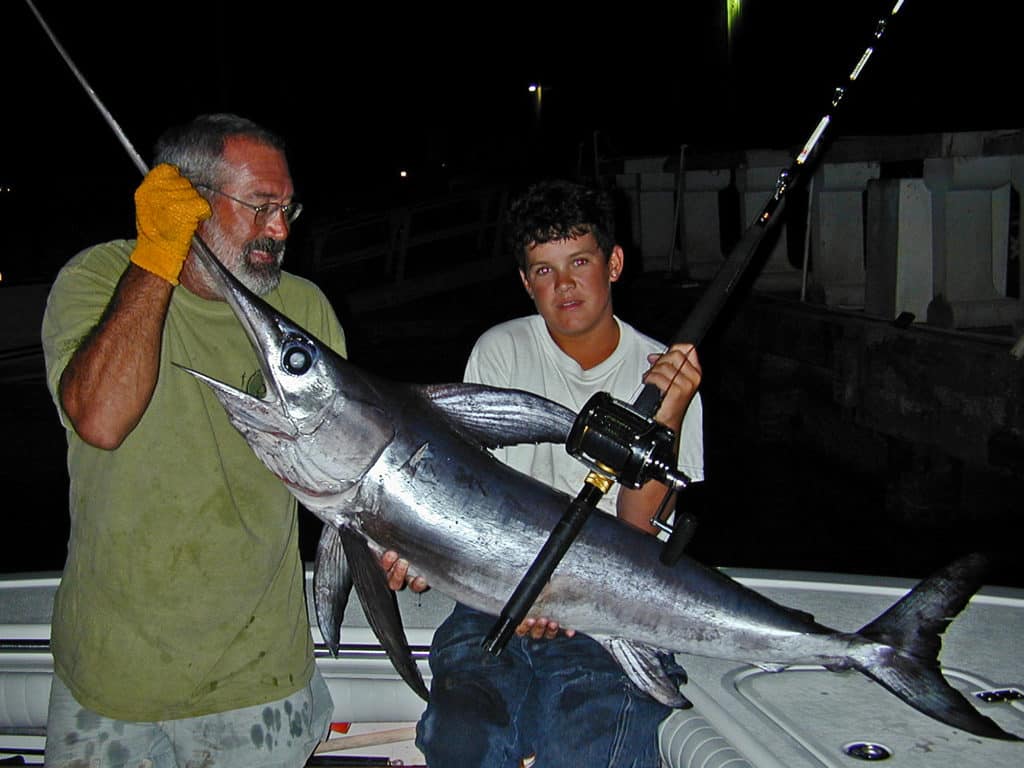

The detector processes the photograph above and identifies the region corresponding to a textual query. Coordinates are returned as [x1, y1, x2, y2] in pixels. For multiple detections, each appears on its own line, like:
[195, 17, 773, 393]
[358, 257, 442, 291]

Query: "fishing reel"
[566, 392, 691, 492]
[566, 391, 701, 566]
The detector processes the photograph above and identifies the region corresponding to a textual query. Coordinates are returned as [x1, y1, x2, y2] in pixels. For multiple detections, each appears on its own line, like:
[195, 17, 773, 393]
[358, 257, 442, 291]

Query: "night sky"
[3, 0, 1018, 284]
[2, 1, 1021, 581]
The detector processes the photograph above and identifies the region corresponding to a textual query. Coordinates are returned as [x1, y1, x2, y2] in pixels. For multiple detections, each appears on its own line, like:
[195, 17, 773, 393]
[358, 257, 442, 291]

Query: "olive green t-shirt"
[40, 239, 347, 721]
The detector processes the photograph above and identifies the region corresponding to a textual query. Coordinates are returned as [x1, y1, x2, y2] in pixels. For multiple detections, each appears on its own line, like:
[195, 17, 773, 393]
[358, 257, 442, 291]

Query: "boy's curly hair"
[506, 180, 617, 271]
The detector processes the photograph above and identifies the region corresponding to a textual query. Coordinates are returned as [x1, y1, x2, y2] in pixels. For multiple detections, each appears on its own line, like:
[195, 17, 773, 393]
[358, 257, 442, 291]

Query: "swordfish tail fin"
[853, 553, 1021, 740]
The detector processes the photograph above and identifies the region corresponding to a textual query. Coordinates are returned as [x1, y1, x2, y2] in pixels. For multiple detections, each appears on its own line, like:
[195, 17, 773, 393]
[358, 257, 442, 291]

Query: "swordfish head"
[177, 243, 394, 520]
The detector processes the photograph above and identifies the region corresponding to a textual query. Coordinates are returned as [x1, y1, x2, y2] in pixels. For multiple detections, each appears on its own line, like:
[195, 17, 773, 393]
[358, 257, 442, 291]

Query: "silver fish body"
[181, 247, 1020, 741]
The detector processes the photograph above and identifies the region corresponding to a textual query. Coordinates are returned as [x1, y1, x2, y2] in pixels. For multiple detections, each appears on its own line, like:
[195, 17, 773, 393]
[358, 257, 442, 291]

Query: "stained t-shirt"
[41, 239, 347, 720]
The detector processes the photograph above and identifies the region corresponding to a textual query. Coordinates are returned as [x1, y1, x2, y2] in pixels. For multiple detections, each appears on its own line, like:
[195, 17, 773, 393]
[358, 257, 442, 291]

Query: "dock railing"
[307, 184, 510, 313]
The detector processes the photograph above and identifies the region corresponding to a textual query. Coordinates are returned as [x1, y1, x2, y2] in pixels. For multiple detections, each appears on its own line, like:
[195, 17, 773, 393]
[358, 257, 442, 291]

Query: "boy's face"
[519, 233, 623, 343]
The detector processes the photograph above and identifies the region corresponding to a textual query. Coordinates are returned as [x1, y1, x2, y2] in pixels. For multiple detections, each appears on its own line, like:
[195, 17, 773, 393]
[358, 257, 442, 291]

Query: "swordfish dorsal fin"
[335, 525, 430, 701]
[419, 382, 576, 449]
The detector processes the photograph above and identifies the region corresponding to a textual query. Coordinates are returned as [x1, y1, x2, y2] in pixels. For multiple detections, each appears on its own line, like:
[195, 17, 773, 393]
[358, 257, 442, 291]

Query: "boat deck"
[2, 566, 1021, 766]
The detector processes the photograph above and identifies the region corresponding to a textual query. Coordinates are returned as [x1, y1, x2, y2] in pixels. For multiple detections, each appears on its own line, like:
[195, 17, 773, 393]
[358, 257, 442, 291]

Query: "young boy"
[413, 178, 704, 767]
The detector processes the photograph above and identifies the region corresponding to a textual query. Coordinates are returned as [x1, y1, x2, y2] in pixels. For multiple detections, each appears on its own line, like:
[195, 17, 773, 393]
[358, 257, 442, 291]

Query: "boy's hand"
[380, 550, 430, 593]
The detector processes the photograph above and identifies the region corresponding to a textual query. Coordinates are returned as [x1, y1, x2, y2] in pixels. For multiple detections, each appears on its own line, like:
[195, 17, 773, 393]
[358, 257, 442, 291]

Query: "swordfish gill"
[179, 246, 1020, 742]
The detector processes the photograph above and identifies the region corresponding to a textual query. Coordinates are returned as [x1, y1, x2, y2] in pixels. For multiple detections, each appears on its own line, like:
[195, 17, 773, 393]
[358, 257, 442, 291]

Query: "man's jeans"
[416, 603, 684, 768]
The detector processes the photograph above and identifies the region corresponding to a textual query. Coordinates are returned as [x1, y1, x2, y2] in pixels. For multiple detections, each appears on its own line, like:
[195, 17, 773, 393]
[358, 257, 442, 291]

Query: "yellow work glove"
[129, 163, 212, 285]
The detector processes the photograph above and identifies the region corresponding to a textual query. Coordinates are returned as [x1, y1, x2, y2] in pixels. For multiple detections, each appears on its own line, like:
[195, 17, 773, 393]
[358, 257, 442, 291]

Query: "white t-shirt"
[464, 314, 704, 517]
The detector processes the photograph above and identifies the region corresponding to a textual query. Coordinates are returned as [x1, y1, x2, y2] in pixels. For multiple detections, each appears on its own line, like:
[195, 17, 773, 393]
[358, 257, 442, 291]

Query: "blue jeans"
[416, 604, 684, 768]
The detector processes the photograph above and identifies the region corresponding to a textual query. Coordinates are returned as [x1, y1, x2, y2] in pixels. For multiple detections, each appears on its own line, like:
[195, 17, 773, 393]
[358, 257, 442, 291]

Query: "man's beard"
[234, 237, 286, 295]
[194, 229, 286, 296]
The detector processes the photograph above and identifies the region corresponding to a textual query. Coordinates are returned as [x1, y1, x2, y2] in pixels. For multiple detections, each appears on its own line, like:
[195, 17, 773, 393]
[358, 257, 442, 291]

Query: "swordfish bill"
[177, 243, 1020, 741]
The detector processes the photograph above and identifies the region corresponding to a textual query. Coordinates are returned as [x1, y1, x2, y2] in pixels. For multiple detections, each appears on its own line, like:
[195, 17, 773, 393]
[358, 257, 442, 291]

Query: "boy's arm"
[617, 343, 701, 532]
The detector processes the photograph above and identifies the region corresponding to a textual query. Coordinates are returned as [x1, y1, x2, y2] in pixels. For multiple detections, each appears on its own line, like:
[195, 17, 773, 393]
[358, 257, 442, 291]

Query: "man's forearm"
[617, 481, 676, 535]
[60, 265, 174, 449]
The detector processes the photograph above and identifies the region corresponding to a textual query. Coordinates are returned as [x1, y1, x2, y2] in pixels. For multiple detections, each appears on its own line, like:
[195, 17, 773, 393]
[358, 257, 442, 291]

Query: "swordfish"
[180, 248, 1020, 742]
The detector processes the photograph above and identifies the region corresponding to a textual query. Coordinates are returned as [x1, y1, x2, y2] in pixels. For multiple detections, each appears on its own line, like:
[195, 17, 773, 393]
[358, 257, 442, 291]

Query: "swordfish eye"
[280, 335, 318, 375]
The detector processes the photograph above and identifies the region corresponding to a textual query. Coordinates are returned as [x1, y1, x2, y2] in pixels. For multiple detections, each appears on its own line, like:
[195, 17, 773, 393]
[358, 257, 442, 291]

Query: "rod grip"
[632, 382, 662, 417]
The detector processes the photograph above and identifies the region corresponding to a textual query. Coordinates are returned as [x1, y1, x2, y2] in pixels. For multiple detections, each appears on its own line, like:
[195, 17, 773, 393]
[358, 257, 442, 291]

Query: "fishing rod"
[24, 0, 226, 273]
[483, 0, 909, 655]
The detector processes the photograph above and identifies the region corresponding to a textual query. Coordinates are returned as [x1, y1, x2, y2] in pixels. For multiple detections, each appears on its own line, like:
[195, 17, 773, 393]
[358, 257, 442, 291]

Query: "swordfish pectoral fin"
[335, 526, 430, 702]
[419, 383, 576, 448]
[599, 636, 693, 709]
[313, 524, 353, 657]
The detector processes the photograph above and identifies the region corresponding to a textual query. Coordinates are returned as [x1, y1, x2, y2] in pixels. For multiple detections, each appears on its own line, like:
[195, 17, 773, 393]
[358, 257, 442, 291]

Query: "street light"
[528, 82, 542, 120]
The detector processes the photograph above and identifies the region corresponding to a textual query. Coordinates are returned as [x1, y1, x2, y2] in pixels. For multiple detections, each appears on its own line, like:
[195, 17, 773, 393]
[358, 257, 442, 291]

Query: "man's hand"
[130, 164, 211, 285]
[380, 550, 429, 593]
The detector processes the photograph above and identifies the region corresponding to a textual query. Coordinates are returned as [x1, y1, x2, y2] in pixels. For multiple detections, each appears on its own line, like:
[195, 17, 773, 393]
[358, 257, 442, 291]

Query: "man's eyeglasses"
[196, 184, 303, 227]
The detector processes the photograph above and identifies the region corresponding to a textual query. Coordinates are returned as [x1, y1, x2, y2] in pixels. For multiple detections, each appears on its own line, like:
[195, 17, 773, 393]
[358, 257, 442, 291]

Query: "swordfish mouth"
[173, 243, 374, 503]
[181, 365, 355, 504]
